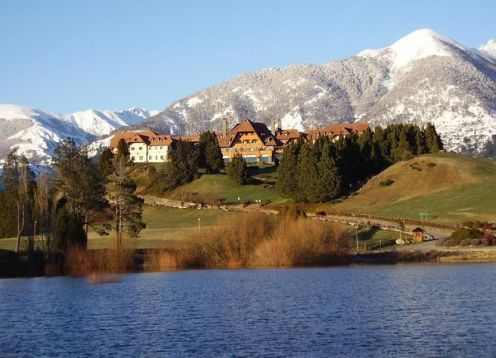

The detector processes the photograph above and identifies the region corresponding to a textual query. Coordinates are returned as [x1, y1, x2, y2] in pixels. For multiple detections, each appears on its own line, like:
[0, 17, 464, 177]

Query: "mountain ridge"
[145, 28, 496, 155]
[0, 104, 158, 164]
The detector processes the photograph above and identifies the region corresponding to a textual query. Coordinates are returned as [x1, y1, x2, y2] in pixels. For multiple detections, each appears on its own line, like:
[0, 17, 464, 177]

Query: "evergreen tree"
[198, 131, 224, 173]
[98, 147, 114, 179]
[317, 141, 342, 201]
[52, 138, 108, 240]
[106, 140, 145, 246]
[296, 143, 321, 202]
[425, 123, 444, 152]
[164, 140, 199, 188]
[276, 142, 301, 200]
[53, 208, 87, 252]
[226, 154, 248, 185]
[414, 126, 428, 155]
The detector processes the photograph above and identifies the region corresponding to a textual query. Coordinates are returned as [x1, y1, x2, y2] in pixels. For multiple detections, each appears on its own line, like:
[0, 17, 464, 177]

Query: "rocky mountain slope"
[146, 29, 496, 155]
[0, 104, 157, 163]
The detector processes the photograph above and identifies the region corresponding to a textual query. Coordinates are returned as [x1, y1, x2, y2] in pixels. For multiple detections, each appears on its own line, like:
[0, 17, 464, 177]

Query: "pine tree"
[98, 147, 114, 179]
[317, 141, 342, 201]
[425, 123, 443, 152]
[198, 131, 224, 173]
[226, 154, 248, 185]
[296, 142, 321, 202]
[52, 138, 108, 242]
[164, 140, 199, 188]
[275, 142, 301, 200]
[414, 126, 428, 155]
[106, 140, 145, 246]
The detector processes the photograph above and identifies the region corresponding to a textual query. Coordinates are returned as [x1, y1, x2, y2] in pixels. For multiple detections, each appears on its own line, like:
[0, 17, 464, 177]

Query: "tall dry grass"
[252, 218, 351, 266]
[143, 249, 179, 270]
[175, 213, 352, 268]
[184, 212, 274, 268]
[65, 247, 135, 276]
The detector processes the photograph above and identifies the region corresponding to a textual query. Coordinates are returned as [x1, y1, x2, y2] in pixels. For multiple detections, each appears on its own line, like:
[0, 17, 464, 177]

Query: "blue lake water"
[1, 264, 496, 356]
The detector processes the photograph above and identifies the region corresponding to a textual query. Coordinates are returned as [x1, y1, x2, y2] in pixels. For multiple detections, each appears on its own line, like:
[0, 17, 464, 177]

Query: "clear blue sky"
[1, 0, 495, 113]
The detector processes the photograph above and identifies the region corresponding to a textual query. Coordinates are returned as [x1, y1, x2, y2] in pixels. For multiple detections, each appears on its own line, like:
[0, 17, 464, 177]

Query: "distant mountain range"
[0, 104, 158, 164]
[2, 28, 496, 162]
[145, 29, 496, 155]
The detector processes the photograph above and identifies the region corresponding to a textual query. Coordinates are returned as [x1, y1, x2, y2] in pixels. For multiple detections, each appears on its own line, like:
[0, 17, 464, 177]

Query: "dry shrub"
[65, 247, 134, 276]
[143, 249, 179, 270]
[178, 213, 351, 268]
[252, 218, 351, 266]
[185, 212, 274, 268]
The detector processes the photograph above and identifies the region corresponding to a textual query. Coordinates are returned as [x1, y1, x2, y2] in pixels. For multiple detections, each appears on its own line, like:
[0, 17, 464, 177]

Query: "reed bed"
[65, 247, 134, 276]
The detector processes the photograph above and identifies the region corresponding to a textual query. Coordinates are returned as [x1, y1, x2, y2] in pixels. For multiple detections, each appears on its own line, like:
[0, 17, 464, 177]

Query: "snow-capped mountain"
[146, 29, 496, 155]
[0, 104, 158, 163]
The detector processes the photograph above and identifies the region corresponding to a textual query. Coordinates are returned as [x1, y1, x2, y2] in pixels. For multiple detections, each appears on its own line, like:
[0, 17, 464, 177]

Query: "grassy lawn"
[169, 172, 285, 204]
[0, 206, 243, 251]
[87, 206, 242, 249]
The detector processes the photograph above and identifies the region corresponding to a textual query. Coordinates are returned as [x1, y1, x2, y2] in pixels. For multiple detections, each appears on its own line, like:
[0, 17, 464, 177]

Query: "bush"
[450, 228, 483, 244]
[427, 162, 437, 168]
[226, 154, 248, 185]
[279, 204, 307, 219]
[435, 238, 447, 247]
[470, 239, 481, 246]
[379, 179, 394, 186]
[443, 239, 456, 247]
[459, 239, 471, 247]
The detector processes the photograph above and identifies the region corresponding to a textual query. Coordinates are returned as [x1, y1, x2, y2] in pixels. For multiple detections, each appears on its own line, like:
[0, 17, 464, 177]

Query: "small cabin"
[412, 227, 425, 242]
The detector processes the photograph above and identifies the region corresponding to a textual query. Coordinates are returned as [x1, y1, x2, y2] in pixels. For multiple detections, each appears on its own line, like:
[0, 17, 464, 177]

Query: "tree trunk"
[15, 202, 25, 253]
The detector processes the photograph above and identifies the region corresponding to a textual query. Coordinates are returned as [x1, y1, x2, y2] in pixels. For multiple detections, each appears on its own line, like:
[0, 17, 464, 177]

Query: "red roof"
[217, 119, 282, 148]
[109, 130, 172, 148]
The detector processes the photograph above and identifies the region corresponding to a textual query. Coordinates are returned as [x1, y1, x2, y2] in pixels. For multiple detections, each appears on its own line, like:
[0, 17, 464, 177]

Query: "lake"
[1, 264, 496, 356]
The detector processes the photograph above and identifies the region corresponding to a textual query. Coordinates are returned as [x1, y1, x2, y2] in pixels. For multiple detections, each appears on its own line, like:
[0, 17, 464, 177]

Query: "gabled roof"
[217, 119, 282, 148]
[110, 130, 171, 148]
[412, 227, 425, 233]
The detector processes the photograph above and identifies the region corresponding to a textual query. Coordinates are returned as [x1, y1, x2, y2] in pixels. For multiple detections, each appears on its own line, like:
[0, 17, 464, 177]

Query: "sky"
[0, 0, 495, 113]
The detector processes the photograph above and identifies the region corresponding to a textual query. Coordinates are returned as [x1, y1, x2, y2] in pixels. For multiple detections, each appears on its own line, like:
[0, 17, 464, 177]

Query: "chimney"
[222, 118, 228, 136]
[271, 118, 276, 134]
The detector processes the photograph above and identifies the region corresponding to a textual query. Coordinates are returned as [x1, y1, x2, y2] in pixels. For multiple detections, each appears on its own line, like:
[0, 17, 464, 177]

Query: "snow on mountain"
[146, 28, 496, 155]
[358, 29, 467, 72]
[479, 39, 496, 62]
[0, 104, 157, 163]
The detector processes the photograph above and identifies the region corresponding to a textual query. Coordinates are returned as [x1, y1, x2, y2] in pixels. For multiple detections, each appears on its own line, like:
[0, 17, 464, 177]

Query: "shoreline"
[3, 248, 496, 279]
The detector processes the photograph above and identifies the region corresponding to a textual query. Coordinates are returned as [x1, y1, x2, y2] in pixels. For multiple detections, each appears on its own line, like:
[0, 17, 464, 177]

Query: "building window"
[149, 156, 152, 160]
[131, 147, 135, 151]
[160, 146, 163, 149]
[139, 147, 143, 150]
[139, 156, 143, 160]
[131, 156, 135, 161]
[160, 155, 164, 159]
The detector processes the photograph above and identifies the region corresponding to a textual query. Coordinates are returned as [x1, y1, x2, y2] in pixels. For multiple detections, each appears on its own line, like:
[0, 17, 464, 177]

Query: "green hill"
[168, 173, 284, 204]
[331, 153, 496, 224]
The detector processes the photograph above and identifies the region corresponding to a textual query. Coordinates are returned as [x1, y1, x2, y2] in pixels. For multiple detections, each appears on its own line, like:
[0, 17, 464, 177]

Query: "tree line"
[0, 138, 145, 255]
[276, 123, 443, 202]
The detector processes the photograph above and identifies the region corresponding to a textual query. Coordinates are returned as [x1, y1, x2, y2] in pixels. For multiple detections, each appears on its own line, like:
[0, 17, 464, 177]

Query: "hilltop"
[330, 153, 496, 223]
